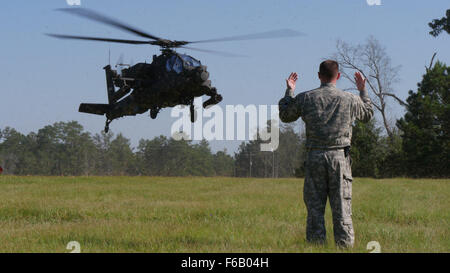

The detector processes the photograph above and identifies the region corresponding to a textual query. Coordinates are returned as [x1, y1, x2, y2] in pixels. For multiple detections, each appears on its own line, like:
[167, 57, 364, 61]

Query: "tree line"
[0, 122, 234, 176]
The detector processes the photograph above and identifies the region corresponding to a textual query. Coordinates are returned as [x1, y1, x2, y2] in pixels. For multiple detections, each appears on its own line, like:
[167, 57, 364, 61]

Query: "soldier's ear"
[336, 72, 341, 81]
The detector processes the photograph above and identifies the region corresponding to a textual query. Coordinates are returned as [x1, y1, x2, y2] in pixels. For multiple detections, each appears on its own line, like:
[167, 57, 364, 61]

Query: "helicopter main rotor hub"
[150, 40, 189, 49]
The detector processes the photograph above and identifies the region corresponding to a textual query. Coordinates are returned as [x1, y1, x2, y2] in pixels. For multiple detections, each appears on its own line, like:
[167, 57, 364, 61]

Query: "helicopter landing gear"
[104, 119, 112, 133]
[190, 103, 196, 123]
[150, 108, 159, 119]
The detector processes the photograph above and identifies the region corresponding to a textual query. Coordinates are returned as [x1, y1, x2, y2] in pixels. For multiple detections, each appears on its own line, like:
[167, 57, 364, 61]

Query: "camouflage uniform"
[279, 83, 373, 247]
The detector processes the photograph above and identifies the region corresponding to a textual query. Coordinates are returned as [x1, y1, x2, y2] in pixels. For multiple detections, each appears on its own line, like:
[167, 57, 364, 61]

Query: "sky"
[0, 0, 448, 154]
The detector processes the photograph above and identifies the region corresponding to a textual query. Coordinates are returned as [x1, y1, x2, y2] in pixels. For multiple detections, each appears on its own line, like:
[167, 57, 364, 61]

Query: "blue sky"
[0, 0, 448, 153]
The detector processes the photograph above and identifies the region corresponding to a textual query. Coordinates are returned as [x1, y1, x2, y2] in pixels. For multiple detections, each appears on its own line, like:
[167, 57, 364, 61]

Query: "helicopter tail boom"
[104, 65, 116, 104]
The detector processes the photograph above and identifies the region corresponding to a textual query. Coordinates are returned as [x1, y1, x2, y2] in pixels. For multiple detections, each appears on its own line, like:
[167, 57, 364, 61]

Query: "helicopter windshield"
[166, 55, 183, 74]
[179, 54, 201, 67]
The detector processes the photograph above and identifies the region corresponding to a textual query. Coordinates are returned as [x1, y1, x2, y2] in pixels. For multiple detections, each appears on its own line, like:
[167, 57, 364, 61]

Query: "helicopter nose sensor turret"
[195, 66, 209, 82]
[199, 68, 209, 82]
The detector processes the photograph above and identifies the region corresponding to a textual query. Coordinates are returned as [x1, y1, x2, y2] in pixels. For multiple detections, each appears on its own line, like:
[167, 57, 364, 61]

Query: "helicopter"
[47, 8, 303, 132]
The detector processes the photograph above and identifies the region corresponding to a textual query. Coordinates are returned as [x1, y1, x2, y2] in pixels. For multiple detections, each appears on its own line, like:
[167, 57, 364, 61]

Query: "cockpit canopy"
[166, 54, 201, 74]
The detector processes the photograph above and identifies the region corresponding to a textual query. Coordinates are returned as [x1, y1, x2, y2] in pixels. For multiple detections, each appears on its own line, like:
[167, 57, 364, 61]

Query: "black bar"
[0, 253, 446, 272]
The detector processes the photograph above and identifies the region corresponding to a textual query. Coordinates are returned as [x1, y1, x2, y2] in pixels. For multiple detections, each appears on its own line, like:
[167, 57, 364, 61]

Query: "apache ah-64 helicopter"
[47, 8, 302, 132]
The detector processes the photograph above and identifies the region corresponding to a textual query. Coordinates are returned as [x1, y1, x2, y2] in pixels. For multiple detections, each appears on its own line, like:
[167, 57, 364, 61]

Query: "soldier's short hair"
[319, 60, 339, 81]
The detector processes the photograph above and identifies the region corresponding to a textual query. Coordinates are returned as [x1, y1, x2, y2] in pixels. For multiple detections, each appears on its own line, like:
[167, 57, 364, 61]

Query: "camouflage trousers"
[303, 149, 354, 247]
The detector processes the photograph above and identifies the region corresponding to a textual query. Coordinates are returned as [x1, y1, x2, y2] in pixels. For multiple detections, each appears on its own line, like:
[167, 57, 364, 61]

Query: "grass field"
[0, 176, 448, 253]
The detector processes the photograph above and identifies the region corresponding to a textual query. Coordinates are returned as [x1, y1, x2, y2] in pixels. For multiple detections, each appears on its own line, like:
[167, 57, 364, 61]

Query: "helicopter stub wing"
[79, 103, 109, 115]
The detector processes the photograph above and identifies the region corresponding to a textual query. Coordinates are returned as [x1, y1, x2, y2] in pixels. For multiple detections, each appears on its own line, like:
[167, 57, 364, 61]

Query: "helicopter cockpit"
[180, 54, 201, 67]
[166, 54, 201, 74]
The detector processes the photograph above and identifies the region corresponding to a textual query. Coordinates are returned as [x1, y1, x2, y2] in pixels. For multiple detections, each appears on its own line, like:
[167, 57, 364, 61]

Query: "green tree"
[162, 137, 192, 176]
[137, 135, 219, 176]
[350, 119, 382, 177]
[397, 61, 450, 177]
[18, 132, 40, 174]
[377, 130, 405, 178]
[35, 124, 61, 175]
[189, 139, 214, 176]
[429, 9, 450, 37]
[93, 131, 114, 175]
[0, 127, 33, 174]
[234, 120, 277, 178]
[212, 149, 234, 176]
[234, 140, 260, 177]
[136, 135, 168, 175]
[234, 122, 304, 178]
[51, 121, 95, 176]
[109, 133, 136, 175]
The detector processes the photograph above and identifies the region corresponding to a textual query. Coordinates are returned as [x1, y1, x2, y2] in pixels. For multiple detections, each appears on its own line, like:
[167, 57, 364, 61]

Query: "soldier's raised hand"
[286, 72, 298, 91]
[354, 72, 366, 92]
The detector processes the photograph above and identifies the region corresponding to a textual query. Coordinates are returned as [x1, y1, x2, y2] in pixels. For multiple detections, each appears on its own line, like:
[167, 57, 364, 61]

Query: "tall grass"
[0, 176, 448, 252]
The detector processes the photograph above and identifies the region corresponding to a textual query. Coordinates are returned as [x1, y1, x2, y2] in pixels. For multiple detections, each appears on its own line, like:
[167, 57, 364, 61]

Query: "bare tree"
[332, 36, 405, 138]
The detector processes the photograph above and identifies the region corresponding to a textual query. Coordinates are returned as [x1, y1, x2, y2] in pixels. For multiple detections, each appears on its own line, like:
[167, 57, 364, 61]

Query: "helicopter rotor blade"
[46, 33, 151, 45]
[189, 29, 304, 44]
[57, 8, 162, 41]
[180, 46, 247, 58]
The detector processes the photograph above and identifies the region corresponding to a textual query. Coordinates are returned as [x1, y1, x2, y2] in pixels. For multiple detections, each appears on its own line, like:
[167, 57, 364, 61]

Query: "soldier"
[278, 60, 373, 248]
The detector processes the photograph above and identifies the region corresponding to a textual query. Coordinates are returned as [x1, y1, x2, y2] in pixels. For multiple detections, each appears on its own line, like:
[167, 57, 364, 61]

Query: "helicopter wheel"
[104, 119, 112, 133]
[150, 108, 159, 119]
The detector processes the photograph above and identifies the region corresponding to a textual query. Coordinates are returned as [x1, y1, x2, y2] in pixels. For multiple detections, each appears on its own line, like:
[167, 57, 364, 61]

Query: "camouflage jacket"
[279, 83, 373, 149]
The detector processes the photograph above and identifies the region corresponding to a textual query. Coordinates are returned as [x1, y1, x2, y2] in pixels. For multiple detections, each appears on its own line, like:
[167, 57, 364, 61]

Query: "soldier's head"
[318, 60, 340, 84]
